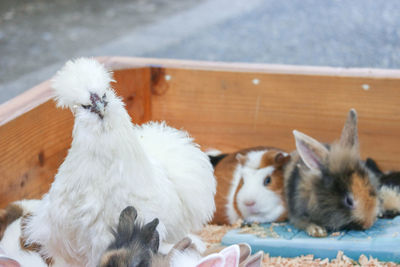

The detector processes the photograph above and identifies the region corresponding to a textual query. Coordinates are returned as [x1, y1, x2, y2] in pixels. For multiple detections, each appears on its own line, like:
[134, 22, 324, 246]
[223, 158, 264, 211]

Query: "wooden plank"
[0, 100, 73, 208]
[0, 67, 151, 208]
[98, 56, 400, 79]
[150, 67, 400, 171]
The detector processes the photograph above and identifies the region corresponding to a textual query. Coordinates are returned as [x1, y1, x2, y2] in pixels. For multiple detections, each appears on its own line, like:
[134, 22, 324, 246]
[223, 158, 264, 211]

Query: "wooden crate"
[1, 57, 400, 208]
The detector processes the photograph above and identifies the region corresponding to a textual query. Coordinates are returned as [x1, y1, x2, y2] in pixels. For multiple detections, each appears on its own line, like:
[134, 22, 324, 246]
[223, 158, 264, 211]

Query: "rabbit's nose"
[244, 200, 256, 207]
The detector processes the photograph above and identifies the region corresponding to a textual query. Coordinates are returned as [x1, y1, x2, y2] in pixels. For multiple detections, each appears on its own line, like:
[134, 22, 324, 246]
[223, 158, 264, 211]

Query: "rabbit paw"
[306, 224, 327, 237]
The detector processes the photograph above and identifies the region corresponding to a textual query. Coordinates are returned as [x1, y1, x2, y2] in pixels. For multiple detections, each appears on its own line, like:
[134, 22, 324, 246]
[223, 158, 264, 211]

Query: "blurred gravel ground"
[1, 0, 400, 103]
[0, 0, 202, 85]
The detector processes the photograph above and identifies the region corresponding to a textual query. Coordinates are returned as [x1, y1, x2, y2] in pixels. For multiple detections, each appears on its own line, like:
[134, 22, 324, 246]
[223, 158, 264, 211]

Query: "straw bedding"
[198, 223, 400, 267]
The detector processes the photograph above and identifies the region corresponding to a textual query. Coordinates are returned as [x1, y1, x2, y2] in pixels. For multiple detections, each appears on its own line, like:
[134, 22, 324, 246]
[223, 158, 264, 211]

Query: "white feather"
[170, 249, 202, 267]
[24, 58, 216, 267]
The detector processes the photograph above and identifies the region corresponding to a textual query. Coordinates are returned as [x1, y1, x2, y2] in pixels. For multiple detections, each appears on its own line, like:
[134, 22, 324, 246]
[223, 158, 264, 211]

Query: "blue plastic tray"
[222, 216, 400, 262]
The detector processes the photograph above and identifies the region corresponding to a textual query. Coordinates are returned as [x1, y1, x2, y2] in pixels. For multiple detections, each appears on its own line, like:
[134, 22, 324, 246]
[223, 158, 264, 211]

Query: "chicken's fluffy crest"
[52, 58, 114, 109]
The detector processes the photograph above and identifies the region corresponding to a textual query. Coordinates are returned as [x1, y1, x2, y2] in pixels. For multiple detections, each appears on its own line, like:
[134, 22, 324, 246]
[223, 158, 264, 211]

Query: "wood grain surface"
[150, 67, 400, 171]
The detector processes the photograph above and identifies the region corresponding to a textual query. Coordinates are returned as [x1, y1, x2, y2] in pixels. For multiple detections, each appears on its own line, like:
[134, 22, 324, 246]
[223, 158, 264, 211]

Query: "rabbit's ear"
[293, 130, 329, 170]
[237, 243, 251, 263]
[239, 251, 263, 267]
[340, 109, 358, 149]
[220, 245, 240, 267]
[0, 256, 21, 267]
[116, 206, 138, 239]
[196, 254, 225, 267]
[142, 218, 160, 253]
[365, 158, 383, 176]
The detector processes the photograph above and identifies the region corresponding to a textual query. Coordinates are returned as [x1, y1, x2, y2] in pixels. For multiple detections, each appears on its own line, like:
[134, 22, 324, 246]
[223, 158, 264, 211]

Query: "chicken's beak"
[93, 100, 105, 117]
[90, 92, 107, 119]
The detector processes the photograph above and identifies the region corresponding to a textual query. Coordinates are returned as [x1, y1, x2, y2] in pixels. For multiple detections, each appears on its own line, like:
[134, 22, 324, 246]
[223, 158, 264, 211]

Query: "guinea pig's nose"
[244, 200, 256, 207]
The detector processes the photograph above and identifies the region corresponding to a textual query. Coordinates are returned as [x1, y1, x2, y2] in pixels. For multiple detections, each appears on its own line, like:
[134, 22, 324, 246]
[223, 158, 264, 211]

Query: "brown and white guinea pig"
[365, 158, 400, 218]
[284, 109, 380, 237]
[209, 147, 291, 225]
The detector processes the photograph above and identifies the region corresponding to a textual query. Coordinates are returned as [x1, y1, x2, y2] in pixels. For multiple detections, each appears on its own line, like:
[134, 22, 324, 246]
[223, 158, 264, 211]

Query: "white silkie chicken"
[24, 58, 216, 267]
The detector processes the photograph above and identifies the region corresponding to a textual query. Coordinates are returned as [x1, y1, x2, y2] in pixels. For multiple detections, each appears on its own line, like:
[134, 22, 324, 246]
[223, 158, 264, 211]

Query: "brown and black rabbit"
[99, 206, 160, 267]
[284, 109, 380, 237]
[100, 206, 263, 267]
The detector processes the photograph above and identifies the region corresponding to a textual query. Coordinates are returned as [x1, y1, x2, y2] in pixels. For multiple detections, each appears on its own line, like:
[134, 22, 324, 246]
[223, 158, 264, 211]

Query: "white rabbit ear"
[220, 245, 240, 267]
[339, 109, 359, 149]
[239, 251, 263, 267]
[196, 254, 225, 267]
[293, 130, 329, 170]
[238, 243, 251, 263]
[0, 256, 21, 267]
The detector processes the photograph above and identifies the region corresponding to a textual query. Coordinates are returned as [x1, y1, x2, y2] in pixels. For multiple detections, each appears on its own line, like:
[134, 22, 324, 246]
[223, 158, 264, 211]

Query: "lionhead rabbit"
[284, 109, 379, 237]
[99, 206, 159, 267]
[100, 206, 262, 267]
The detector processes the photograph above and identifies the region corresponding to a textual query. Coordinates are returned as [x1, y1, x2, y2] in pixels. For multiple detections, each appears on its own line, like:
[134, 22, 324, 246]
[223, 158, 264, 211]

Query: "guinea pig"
[209, 147, 290, 225]
[365, 158, 400, 218]
[284, 109, 380, 237]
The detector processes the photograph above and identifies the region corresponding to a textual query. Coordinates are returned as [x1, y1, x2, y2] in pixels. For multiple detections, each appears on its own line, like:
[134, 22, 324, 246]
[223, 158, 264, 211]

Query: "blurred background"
[1, 0, 400, 103]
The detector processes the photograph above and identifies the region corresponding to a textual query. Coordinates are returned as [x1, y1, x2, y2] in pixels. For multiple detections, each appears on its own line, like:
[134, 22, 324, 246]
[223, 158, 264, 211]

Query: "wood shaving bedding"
[198, 224, 400, 267]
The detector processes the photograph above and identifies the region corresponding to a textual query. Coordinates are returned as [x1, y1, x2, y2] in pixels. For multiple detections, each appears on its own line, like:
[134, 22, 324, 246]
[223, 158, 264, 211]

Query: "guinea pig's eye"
[264, 176, 271, 186]
[344, 194, 354, 209]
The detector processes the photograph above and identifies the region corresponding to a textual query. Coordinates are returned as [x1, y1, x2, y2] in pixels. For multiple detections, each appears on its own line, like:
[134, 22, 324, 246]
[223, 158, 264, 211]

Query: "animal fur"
[23, 58, 216, 267]
[0, 200, 48, 267]
[99, 206, 160, 267]
[101, 206, 262, 267]
[284, 110, 379, 237]
[0, 204, 23, 241]
[211, 147, 289, 225]
[365, 158, 400, 218]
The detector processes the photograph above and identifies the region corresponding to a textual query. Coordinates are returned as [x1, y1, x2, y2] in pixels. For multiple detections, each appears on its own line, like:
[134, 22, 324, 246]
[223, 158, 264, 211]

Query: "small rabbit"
[365, 158, 400, 218]
[99, 206, 160, 267]
[209, 147, 290, 225]
[284, 109, 380, 237]
[100, 206, 263, 267]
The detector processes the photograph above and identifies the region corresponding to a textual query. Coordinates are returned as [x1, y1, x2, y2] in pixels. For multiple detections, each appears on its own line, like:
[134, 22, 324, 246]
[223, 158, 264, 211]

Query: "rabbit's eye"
[81, 104, 91, 109]
[344, 194, 354, 209]
[264, 176, 271, 186]
[132, 261, 149, 267]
